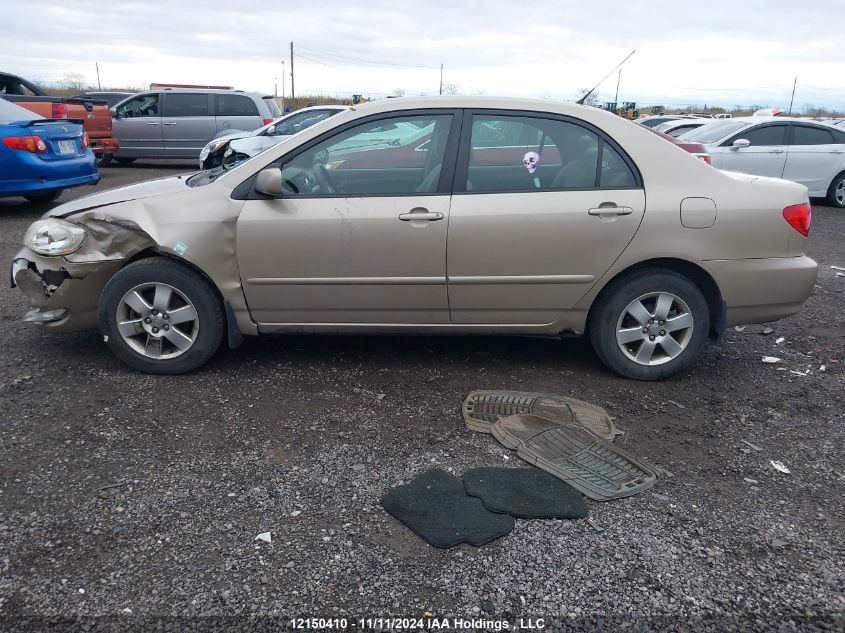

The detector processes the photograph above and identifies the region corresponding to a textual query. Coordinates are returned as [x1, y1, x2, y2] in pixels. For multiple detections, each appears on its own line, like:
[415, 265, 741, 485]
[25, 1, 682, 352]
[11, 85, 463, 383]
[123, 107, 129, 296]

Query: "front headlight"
[23, 219, 86, 256]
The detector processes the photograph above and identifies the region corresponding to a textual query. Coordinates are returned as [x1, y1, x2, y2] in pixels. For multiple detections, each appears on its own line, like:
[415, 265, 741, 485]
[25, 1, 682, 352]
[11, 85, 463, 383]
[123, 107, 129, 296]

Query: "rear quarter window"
[216, 94, 260, 117]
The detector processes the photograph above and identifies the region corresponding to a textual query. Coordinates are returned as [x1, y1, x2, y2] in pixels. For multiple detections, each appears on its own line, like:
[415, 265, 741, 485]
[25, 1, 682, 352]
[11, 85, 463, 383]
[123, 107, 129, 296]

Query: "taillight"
[2, 135, 48, 153]
[783, 203, 812, 237]
[263, 118, 273, 125]
[81, 132, 90, 148]
[51, 103, 68, 118]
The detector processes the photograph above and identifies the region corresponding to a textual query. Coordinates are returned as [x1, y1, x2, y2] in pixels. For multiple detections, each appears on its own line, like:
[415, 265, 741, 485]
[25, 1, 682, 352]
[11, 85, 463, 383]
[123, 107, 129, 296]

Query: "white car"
[679, 117, 845, 207]
[199, 105, 348, 169]
[653, 119, 710, 138]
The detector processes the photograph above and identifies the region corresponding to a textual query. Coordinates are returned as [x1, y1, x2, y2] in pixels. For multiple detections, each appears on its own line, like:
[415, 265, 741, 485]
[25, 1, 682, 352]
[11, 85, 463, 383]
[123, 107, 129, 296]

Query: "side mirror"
[254, 168, 283, 196]
[731, 138, 751, 149]
[111, 108, 121, 119]
[265, 125, 275, 135]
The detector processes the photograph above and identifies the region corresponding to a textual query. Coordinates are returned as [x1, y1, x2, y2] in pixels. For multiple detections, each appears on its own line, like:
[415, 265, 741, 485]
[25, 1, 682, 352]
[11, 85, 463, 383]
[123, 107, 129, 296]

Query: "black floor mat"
[463, 467, 588, 519]
[381, 469, 515, 548]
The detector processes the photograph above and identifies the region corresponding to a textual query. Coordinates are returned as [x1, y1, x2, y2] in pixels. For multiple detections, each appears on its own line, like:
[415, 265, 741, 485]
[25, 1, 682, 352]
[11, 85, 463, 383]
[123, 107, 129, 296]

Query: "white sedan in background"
[653, 118, 710, 138]
[679, 117, 845, 207]
[199, 105, 348, 169]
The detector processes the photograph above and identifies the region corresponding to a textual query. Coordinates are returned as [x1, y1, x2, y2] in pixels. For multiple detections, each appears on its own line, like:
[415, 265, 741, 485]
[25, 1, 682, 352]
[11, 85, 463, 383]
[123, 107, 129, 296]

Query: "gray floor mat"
[381, 469, 515, 548]
[492, 414, 659, 501]
[463, 467, 588, 519]
[462, 390, 616, 440]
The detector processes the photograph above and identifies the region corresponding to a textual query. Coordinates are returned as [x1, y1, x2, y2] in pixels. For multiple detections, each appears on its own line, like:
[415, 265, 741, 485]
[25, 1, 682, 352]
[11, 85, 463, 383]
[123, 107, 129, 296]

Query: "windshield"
[679, 120, 747, 143]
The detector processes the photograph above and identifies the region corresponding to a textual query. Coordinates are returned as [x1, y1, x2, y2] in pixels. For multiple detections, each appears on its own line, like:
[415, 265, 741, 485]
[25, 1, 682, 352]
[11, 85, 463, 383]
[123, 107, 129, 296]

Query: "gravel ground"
[0, 163, 843, 632]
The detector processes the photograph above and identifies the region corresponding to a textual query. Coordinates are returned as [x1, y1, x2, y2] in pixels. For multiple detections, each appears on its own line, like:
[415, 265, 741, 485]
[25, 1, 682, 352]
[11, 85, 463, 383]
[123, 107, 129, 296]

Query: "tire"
[96, 152, 113, 168]
[24, 189, 63, 204]
[827, 171, 845, 208]
[588, 270, 710, 381]
[114, 157, 136, 166]
[97, 258, 225, 374]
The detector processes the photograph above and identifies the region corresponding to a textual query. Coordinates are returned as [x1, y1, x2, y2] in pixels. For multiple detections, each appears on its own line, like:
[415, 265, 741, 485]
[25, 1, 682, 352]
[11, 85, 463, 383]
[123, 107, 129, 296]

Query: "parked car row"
[670, 117, 845, 207]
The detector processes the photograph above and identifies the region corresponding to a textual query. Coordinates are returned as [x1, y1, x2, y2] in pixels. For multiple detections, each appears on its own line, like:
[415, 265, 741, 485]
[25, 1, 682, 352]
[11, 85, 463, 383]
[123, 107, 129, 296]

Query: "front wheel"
[827, 172, 845, 208]
[98, 259, 225, 374]
[588, 270, 710, 381]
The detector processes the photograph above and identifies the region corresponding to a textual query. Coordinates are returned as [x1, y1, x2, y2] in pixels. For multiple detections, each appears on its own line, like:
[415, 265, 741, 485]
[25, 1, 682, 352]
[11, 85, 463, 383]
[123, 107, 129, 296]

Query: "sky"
[2, 0, 844, 111]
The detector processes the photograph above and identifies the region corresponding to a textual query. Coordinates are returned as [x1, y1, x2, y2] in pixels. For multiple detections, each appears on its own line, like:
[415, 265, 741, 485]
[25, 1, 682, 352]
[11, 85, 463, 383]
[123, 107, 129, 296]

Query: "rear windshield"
[679, 120, 748, 143]
[265, 97, 282, 117]
[0, 98, 42, 122]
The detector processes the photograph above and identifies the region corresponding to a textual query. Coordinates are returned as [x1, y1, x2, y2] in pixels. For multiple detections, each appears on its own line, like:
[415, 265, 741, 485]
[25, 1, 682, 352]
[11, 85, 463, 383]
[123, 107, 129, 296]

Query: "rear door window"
[163, 93, 210, 117]
[462, 114, 637, 192]
[215, 94, 260, 117]
[790, 125, 834, 145]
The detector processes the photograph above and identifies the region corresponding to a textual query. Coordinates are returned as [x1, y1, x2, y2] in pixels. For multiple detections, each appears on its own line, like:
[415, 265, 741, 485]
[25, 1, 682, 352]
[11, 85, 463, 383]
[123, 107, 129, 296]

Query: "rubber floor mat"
[492, 414, 659, 501]
[462, 390, 615, 440]
[463, 467, 588, 519]
[381, 469, 514, 548]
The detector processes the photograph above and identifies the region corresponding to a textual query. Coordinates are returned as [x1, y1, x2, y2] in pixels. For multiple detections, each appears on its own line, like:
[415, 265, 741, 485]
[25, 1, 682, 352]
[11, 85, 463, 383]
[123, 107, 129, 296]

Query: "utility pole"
[614, 68, 621, 105]
[439, 63, 443, 95]
[281, 60, 285, 112]
[788, 76, 797, 115]
[95, 62, 101, 91]
[290, 42, 295, 108]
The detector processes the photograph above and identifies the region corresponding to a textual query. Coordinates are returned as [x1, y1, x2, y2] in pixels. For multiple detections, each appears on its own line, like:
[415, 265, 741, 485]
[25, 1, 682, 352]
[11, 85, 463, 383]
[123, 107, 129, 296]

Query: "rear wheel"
[827, 172, 845, 208]
[114, 157, 136, 166]
[96, 152, 113, 167]
[24, 189, 63, 204]
[588, 270, 710, 381]
[98, 259, 225, 374]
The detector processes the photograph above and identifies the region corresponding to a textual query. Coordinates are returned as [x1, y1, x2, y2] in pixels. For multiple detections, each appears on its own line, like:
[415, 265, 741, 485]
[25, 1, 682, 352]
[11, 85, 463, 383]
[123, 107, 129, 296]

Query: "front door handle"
[588, 205, 633, 217]
[145, 121, 160, 126]
[399, 209, 444, 222]
[768, 149, 784, 154]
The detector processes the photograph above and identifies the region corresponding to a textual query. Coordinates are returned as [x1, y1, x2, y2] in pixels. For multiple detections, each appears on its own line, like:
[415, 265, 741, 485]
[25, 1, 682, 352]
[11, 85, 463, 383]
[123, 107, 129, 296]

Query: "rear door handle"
[588, 205, 633, 216]
[164, 122, 177, 126]
[399, 210, 444, 222]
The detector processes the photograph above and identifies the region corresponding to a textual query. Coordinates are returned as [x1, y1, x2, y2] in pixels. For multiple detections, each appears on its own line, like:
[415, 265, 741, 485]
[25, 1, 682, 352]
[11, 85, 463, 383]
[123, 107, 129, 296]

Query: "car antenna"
[576, 50, 637, 105]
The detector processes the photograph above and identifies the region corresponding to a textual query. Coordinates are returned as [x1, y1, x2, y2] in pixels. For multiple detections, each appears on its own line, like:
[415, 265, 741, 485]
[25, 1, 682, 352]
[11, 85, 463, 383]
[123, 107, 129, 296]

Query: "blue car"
[0, 99, 98, 203]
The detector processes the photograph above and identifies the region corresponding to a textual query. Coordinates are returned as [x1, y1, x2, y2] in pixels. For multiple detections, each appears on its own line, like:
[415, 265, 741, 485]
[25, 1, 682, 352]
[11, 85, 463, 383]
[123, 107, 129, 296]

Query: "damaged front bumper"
[11, 253, 123, 332]
[11, 215, 156, 333]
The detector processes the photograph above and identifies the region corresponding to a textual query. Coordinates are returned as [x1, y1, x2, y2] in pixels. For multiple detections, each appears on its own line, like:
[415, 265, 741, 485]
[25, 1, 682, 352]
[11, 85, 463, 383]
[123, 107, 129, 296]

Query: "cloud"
[3, 0, 844, 108]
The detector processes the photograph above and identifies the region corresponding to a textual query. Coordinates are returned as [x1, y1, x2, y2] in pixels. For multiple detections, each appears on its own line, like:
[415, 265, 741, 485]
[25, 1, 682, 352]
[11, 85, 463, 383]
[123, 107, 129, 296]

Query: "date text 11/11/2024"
[290, 617, 547, 630]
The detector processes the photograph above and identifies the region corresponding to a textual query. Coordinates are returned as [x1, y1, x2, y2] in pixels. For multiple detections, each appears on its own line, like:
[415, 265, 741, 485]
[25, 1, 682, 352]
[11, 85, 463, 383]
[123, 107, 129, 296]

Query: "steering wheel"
[315, 164, 340, 194]
[280, 166, 316, 195]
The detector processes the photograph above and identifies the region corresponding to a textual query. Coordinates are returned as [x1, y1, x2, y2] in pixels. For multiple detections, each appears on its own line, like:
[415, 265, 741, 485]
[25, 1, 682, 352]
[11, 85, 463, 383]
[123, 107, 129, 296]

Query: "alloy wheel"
[115, 282, 199, 359]
[615, 292, 694, 366]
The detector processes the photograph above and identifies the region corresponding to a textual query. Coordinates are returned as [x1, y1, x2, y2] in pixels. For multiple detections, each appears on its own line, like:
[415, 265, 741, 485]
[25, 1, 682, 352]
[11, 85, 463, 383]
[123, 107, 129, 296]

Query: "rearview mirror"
[731, 138, 751, 149]
[254, 168, 283, 196]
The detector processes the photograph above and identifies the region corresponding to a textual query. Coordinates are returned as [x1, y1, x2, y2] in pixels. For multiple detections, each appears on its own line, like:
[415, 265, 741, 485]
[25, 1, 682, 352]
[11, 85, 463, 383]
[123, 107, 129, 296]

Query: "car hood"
[210, 129, 253, 144]
[46, 175, 193, 218]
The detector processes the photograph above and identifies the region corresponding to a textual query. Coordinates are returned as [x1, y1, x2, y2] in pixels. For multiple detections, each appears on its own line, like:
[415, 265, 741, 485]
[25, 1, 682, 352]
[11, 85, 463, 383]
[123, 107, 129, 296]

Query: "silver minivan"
[110, 89, 280, 163]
